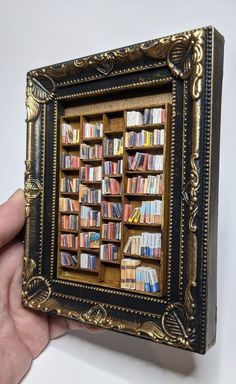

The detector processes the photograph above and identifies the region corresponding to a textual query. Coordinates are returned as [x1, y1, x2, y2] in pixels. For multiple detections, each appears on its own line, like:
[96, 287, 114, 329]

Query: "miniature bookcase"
[58, 101, 172, 297]
[23, 26, 224, 354]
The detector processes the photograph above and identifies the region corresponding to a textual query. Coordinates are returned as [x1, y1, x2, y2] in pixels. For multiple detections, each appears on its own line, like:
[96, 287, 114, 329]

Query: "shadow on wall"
[64, 328, 196, 379]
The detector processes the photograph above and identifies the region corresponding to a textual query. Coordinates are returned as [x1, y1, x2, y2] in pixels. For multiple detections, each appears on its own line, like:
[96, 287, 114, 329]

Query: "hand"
[0, 189, 103, 384]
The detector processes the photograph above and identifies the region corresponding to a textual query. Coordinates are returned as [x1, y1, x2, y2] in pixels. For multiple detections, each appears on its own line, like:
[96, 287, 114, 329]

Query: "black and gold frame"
[23, 26, 224, 354]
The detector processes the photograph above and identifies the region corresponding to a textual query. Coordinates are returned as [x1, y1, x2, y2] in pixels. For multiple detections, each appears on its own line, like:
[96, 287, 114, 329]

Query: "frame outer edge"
[204, 27, 224, 352]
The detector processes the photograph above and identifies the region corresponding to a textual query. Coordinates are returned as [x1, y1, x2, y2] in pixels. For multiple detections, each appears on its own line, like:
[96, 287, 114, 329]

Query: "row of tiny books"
[126, 175, 163, 195]
[83, 122, 103, 138]
[124, 232, 161, 257]
[61, 177, 80, 193]
[104, 160, 123, 175]
[80, 165, 102, 182]
[80, 206, 100, 227]
[124, 200, 162, 224]
[80, 232, 100, 248]
[80, 253, 97, 270]
[60, 198, 79, 212]
[121, 259, 160, 292]
[61, 252, 77, 267]
[100, 244, 119, 261]
[125, 129, 164, 148]
[81, 143, 102, 160]
[101, 202, 122, 219]
[62, 123, 80, 144]
[61, 174, 163, 196]
[126, 108, 165, 127]
[61, 234, 78, 249]
[61, 153, 163, 173]
[102, 222, 121, 240]
[103, 138, 123, 156]
[102, 177, 121, 195]
[61, 214, 78, 231]
[79, 185, 101, 204]
[128, 153, 163, 171]
[61, 153, 80, 169]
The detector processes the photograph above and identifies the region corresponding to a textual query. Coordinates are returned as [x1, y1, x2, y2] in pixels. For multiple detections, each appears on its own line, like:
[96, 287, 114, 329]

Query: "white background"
[0, 0, 235, 383]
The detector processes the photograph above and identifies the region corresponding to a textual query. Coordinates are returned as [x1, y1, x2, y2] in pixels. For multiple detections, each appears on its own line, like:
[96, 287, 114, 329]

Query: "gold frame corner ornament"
[26, 74, 55, 122]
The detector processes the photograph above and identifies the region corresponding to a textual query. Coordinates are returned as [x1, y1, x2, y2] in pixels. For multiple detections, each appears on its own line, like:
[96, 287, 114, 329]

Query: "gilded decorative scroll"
[24, 160, 42, 218]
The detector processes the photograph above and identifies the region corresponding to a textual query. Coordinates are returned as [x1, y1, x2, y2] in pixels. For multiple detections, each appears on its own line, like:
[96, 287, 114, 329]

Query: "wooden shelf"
[103, 154, 123, 160]
[104, 130, 123, 136]
[62, 143, 80, 149]
[124, 193, 162, 198]
[80, 247, 100, 253]
[82, 137, 103, 143]
[101, 259, 121, 264]
[125, 170, 163, 175]
[61, 168, 80, 172]
[60, 246, 78, 252]
[60, 211, 79, 215]
[61, 264, 78, 270]
[80, 226, 100, 231]
[104, 174, 122, 178]
[80, 202, 101, 207]
[126, 123, 164, 130]
[81, 158, 102, 163]
[102, 194, 122, 198]
[101, 238, 121, 243]
[123, 253, 161, 261]
[61, 192, 79, 196]
[77, 267, 99, 273]
[125, 145, 163, 152]
[123, 221, 161, 227]
[60, 229, 78, 234]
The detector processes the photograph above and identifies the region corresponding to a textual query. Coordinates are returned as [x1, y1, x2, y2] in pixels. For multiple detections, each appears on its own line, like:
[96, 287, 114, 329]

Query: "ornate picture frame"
[23, 25, 224, 354]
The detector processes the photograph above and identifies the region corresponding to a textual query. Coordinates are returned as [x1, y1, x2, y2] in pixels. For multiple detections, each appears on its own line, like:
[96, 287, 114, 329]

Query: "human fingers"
[0, 189, 25, 248]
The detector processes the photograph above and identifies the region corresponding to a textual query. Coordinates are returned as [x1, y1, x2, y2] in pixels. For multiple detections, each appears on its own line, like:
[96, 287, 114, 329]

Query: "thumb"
[0, 189, 25, 248]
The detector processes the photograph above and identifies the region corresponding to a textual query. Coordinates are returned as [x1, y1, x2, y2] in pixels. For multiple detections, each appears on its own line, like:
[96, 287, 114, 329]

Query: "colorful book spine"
[80, 165, 102, 181]
[80, 253, 97, 270]
[61, 153, 80, 169]
[83, 122, 103, 138]
[125, 200, 162, 224]
[62, 123, 80, 144]
[104, 160, 123, 175]
[127, 153, 163, 171]
[61, 214, 78, 231]
[125, 129, 164, 148]
[61, 177, 80, 193]
[124, 232, 161, 257]
[79, 185, 101, 204]
[102, 177, 122, 195]
[80, 232, 100, 249]
[80, 143, 102, 159]
[103, 137, 123, 156]
[80, 206, 100, 227]
[100, 244, 119, 261]
[102, 222, 121, 240]
[126, 108, 165, 127]
[101, 202, 122, 219]
[126, 175, 163, 195]
[60, 198, 79, 212]
[61, 252, 78, 267]
[60, 234, 78, 249]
